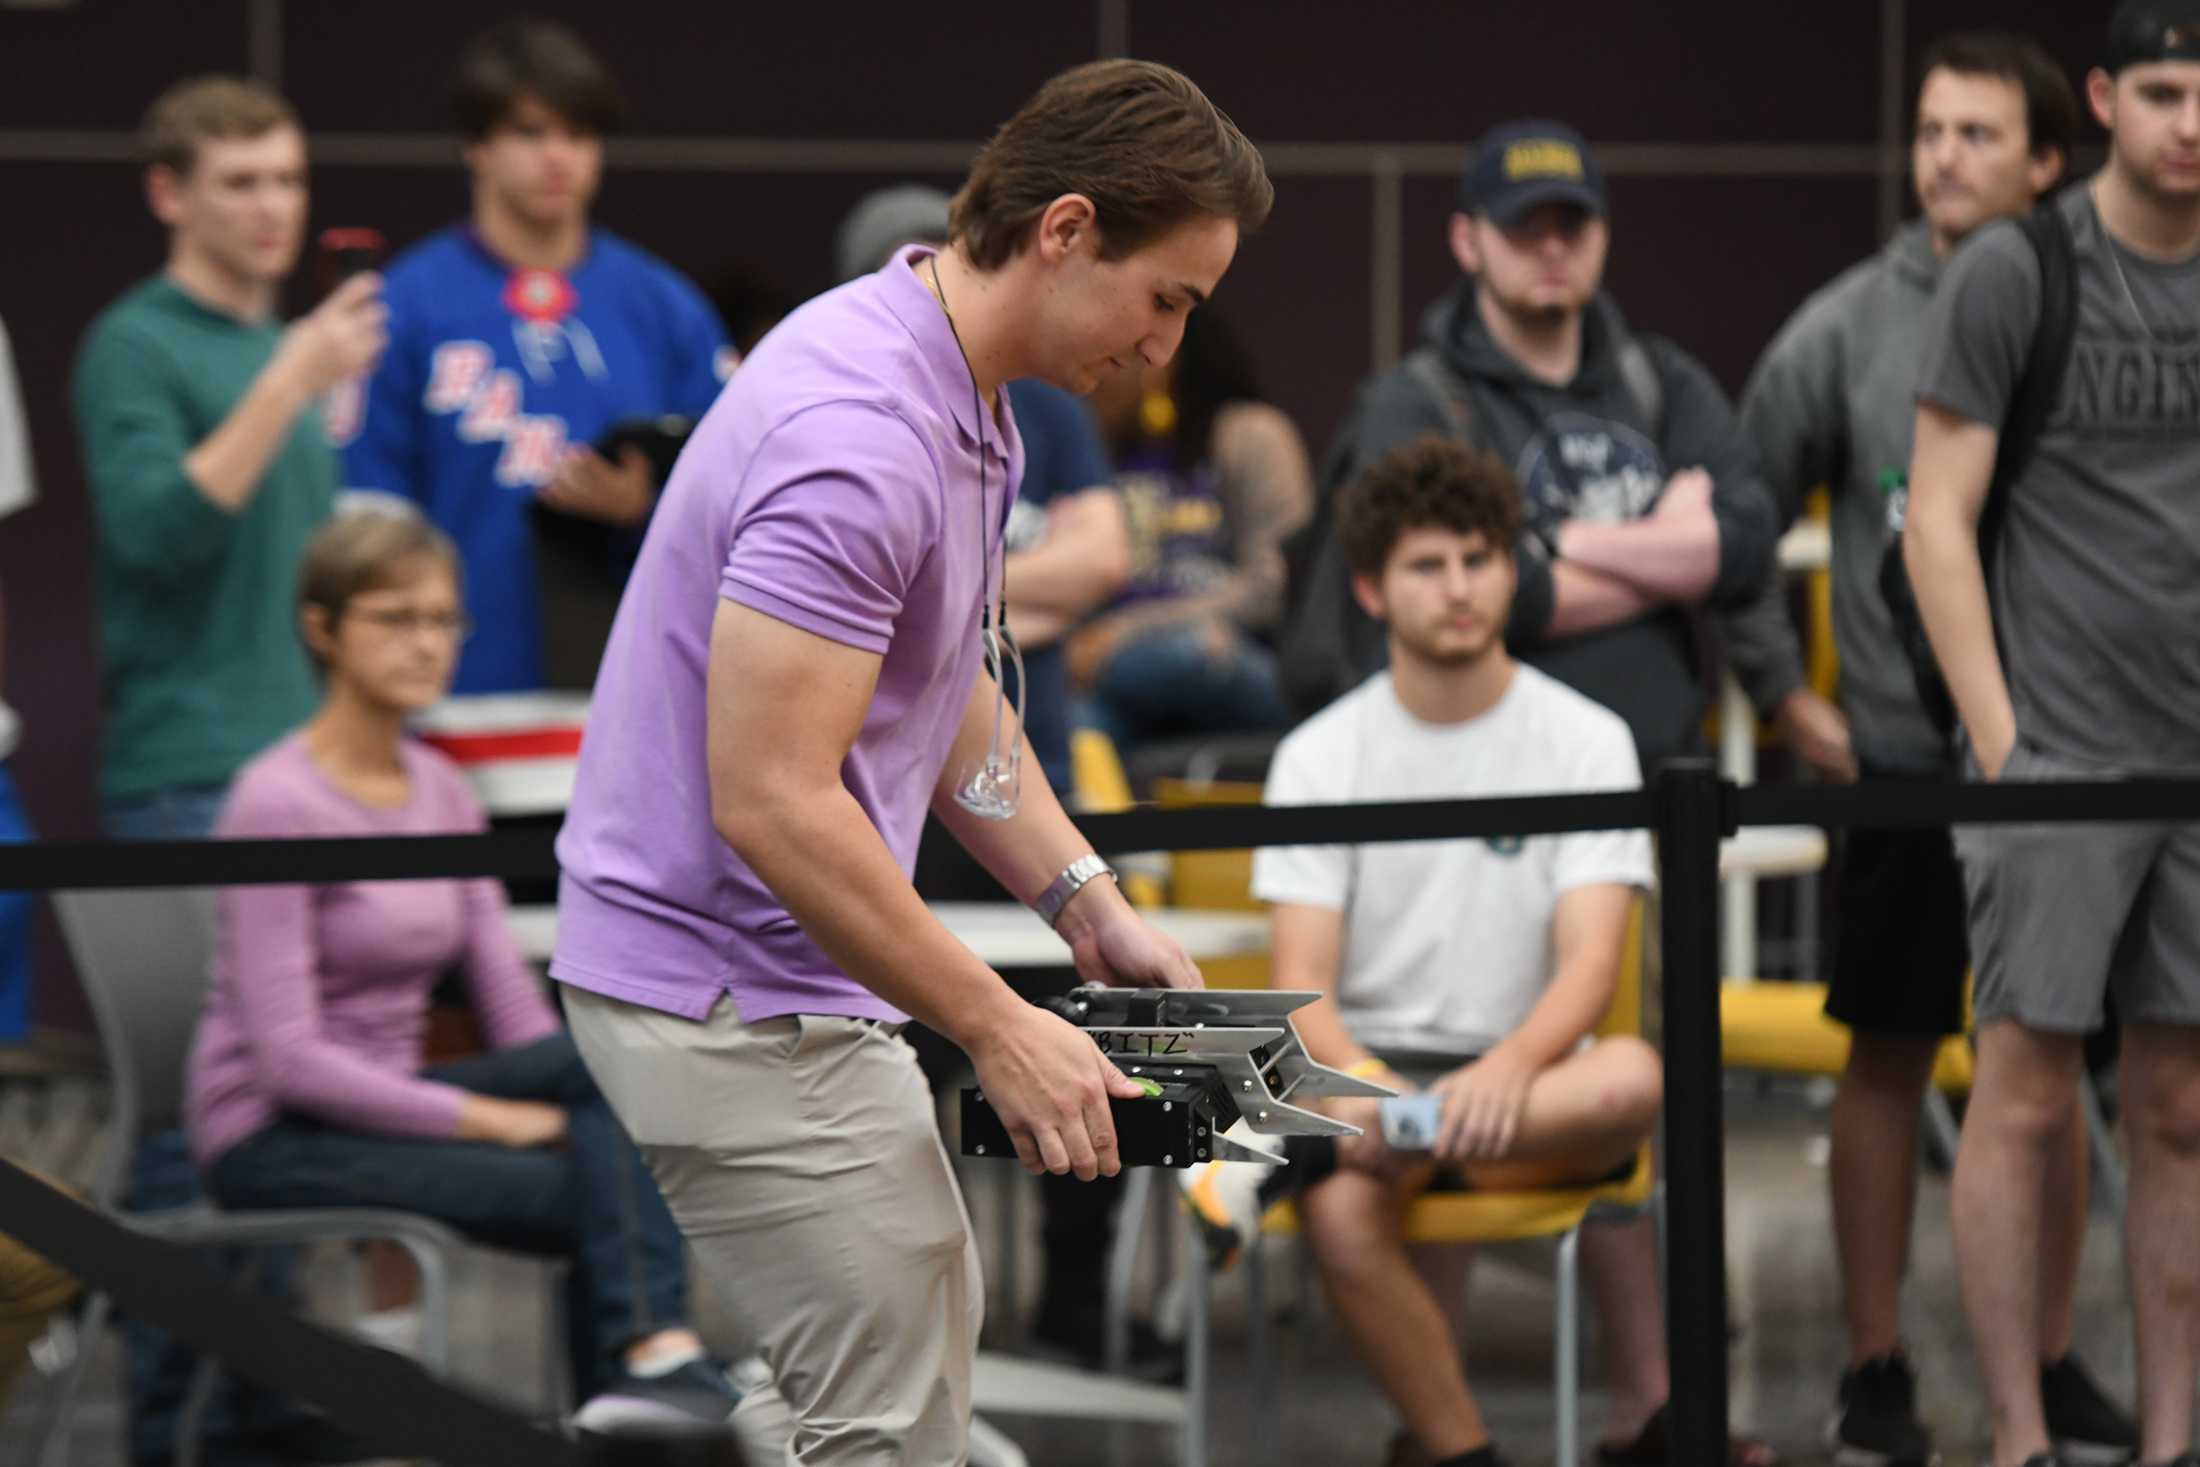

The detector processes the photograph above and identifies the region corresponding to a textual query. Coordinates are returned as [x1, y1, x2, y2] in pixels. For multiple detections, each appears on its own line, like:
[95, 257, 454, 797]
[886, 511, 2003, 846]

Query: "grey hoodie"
[1333, 281, 1779, 770]
[1728, 220, 1947, 773]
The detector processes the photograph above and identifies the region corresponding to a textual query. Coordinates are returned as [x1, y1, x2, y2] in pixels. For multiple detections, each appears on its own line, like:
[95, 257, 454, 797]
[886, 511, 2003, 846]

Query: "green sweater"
[74, 277, 333, 803]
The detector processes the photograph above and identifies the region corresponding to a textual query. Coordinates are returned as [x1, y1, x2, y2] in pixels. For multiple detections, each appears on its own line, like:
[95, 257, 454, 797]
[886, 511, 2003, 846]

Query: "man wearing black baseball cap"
[1907, 6, 2200, 1467]
[1278, 117, 1779, 1467]
[1285, 117, 1777, 776]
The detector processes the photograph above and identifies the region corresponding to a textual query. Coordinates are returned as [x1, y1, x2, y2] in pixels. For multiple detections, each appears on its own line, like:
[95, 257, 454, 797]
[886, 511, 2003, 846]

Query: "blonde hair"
[141, 76, 300, 177]
[297, 503, 461, 666]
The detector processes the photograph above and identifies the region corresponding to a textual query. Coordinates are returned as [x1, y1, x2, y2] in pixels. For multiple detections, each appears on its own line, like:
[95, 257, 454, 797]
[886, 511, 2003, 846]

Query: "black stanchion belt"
[14, 778, 2200, 894]
[0, 1158, 583, 1467]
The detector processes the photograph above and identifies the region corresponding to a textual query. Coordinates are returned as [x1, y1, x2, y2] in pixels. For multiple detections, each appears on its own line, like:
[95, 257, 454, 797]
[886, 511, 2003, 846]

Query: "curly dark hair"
[1335, 436, 1524, 577]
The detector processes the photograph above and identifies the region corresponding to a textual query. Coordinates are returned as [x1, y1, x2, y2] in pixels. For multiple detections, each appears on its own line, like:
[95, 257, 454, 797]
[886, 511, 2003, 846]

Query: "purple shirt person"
[552, 59, 1271, 1461]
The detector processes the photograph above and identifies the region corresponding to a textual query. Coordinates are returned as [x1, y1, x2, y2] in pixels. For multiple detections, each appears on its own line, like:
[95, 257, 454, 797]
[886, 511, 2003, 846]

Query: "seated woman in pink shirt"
[184, 507, 733, 1432]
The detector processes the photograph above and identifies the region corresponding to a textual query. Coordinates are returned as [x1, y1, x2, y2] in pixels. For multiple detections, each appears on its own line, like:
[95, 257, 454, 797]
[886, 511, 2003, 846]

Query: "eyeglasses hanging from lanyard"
[933, 253, 1024, 822]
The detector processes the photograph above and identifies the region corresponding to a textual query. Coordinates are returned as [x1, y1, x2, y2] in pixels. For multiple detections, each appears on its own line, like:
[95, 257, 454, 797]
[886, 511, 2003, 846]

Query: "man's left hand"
[1060, 894, 1204, 991]
[1430, 1050, 1538, 1164]
[539, 444, 655, 527]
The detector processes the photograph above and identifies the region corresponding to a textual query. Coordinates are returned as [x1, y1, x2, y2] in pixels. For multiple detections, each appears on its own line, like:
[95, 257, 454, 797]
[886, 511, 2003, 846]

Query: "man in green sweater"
[70, 76, 385, 1467]
[75, 75, 385, 843]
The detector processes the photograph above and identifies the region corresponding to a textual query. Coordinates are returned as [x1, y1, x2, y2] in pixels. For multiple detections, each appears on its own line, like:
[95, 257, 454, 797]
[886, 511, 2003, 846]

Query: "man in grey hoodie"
[1302, 120, 1778, 773]
[1729, 33, 2133, 1467]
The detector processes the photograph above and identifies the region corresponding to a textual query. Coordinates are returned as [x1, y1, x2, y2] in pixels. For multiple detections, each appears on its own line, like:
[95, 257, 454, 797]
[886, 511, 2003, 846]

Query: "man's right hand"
[966, 1000, 1146, 1179]
[456, 1095, 569, 1149]
[1652, 466, 1715, 523]
[1773, 687, 1858, 783]
[274, 272, 388, 398]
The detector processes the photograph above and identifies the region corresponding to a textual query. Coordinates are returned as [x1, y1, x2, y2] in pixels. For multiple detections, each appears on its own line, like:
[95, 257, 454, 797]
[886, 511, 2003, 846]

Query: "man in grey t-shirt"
[1733, 36, 2134, 1467]
[1907, 6, 2200, 1465]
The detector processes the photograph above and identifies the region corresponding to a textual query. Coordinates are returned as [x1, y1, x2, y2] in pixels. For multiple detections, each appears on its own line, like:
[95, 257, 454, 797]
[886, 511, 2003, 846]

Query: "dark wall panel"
[1206, 175, 1374, 459]
[0, 4, 247, 130]
[1133, 0, 1880, 144]
[285, 3, 1100, 138]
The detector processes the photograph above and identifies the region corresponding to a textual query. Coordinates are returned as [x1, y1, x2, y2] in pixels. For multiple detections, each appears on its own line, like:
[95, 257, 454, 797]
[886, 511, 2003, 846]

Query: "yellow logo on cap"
[1503, 139, 1585, 182]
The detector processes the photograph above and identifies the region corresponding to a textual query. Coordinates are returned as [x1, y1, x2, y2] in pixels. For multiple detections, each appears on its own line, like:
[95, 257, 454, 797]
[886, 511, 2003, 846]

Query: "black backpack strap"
[1981, 204, 2080, 573]
[1403, 346, 1475, 443]
[1616, 338, 1665, 435]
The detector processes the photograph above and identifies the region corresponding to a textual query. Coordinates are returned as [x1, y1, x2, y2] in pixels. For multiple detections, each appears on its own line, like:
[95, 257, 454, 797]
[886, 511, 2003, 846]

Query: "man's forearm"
[722, 785, 1023, 1050]
[1555, 517, 1719, 602]
[1905, 498, 2015, 766]
[1545, 562, 1660, 638]
[929, 677, 1098, 907]
[1490, 957, 1613, 1072]
[182, 358, 314, 512]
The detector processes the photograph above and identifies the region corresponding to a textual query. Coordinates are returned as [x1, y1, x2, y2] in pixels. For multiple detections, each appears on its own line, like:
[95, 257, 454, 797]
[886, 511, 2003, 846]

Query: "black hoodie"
[1319, 281, 1779, 770]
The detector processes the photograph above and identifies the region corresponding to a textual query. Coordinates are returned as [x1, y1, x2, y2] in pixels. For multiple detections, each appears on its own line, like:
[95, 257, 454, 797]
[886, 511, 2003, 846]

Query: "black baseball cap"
[2106, 0, 2200, 72]
[1458, 120, 1607, 227]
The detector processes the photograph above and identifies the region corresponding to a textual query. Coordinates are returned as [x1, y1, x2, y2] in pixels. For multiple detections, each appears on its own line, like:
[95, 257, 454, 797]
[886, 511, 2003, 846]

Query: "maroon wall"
[0, 0, 2107, 1024]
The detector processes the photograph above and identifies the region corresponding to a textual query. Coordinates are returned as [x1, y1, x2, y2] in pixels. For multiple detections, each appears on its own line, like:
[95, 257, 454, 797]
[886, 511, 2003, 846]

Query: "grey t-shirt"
[1915, 182, 2200, 773]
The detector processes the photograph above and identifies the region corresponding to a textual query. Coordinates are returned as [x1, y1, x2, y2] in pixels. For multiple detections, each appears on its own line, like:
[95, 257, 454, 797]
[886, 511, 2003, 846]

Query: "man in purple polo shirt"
[553, 60, 1271, 1461]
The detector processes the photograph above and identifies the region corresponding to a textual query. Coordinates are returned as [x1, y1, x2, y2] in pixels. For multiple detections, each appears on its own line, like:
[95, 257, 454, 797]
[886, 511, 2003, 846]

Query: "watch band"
[1033, 854, 1117, 929]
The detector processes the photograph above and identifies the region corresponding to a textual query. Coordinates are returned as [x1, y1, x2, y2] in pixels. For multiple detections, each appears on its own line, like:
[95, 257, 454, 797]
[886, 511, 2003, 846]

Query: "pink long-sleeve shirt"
[185, 732, 560, 1168]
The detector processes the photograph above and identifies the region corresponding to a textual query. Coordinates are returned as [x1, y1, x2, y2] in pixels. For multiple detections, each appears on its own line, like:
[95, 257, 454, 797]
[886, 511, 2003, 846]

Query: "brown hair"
[451, 18, 624, 140]
[297, 505, 462, 665]
[949, 59, 1273, 271]
[141, 77, 300, 177]
[1916, 31, 2080, 168]
[1336, 436, 1525, 577]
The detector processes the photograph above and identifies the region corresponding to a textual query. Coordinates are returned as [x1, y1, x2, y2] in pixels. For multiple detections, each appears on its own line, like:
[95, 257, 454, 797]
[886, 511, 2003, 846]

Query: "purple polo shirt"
[550, 245, 1021, 1022]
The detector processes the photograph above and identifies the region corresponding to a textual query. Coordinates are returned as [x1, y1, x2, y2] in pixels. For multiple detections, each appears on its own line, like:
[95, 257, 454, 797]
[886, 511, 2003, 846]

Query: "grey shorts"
[1957, 737, 2200, 1032]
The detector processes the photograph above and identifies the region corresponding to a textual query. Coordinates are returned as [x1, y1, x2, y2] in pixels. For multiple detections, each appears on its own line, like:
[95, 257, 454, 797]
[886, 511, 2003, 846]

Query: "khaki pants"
[567, 988, 982, 1466]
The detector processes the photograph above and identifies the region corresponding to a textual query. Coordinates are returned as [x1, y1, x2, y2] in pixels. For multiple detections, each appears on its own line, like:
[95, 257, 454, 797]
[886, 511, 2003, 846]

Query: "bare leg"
[1302, 1163, 1486, 1460]
[1584, 1215, 1668, 1440]
[2037, 1091, 2090, 1362]
[2119, 1023, 2200, 1464]
[1954, 1021, 2083, 1467]
[1409, 1240, 1476, 1345]
[1458, 1036, 1664, 1191]
[1829, 1032, 1940, 1363]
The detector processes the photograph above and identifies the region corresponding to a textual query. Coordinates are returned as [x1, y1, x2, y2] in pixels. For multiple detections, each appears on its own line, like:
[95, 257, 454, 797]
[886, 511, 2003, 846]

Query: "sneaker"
[1178, 1153, 1272, 1272]
[1828, 1350, 1936, 1467]
[571, 1356, 740, 1435]
[2042, 1354, 2138, 1466]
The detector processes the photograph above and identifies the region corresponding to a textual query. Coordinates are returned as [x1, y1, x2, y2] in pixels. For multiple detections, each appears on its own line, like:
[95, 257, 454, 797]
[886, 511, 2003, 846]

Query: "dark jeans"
[1077, 622, 1290, 755]
[206, 1032, 688, 1401]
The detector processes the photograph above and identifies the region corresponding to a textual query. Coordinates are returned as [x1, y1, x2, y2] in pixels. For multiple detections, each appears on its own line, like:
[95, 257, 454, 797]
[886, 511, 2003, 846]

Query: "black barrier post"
[1655, 757, 1732, 1467]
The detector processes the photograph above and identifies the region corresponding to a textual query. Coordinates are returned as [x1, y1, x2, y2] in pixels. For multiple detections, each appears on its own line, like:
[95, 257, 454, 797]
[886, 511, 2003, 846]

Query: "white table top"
[1720, 824, 1827, 879]
[507, 900, 1271, 969]
[1777, 519, 1830, 573]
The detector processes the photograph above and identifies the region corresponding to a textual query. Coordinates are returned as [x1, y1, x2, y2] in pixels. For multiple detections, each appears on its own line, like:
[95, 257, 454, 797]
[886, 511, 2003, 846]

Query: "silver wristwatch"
[1033, 854, 1117, 929]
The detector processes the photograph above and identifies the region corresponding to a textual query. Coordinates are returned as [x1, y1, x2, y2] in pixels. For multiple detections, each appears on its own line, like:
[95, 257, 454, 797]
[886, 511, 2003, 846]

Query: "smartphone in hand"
[317, 227, 386, 297]
[1379, 1093, 1443, 1151]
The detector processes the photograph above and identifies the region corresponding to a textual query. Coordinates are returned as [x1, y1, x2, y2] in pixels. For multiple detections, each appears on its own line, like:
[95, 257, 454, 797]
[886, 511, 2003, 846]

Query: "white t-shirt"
[0, 315, 34, 761]
[1252, 665, 1653, 1057]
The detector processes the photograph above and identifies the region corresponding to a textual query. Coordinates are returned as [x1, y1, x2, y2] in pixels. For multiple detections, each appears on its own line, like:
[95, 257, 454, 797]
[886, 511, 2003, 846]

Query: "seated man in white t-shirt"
[1180, 436, 1772, 1467]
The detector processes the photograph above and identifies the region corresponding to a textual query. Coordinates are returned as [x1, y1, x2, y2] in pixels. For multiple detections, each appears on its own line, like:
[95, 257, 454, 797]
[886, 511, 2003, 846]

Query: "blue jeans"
[1077, 622, 1290, 754]
[206, 1033, 689, 1401]
[106, 783, 305, 1466]
[0, 762, 32, 1045]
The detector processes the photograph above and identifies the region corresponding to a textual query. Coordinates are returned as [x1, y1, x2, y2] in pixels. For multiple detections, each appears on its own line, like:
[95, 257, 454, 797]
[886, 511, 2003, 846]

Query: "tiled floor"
[0, 1079, 2144, 1467]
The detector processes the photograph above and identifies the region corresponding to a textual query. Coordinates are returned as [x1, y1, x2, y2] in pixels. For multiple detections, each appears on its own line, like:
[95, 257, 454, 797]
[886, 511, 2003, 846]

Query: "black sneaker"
[1829, 1350, 1936, 1467]
[2042, 1354, 2138, 1466]
[571, 1357, 740, 1436]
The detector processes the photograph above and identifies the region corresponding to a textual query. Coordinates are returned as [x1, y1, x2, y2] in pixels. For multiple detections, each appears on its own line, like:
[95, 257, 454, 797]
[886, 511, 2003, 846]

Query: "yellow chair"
[1193, 901, 1659, 1467]
[1068, 728, 1167, 908]
[1720, 980, 1975, 1094]
[1152, 777, 1271, 991]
